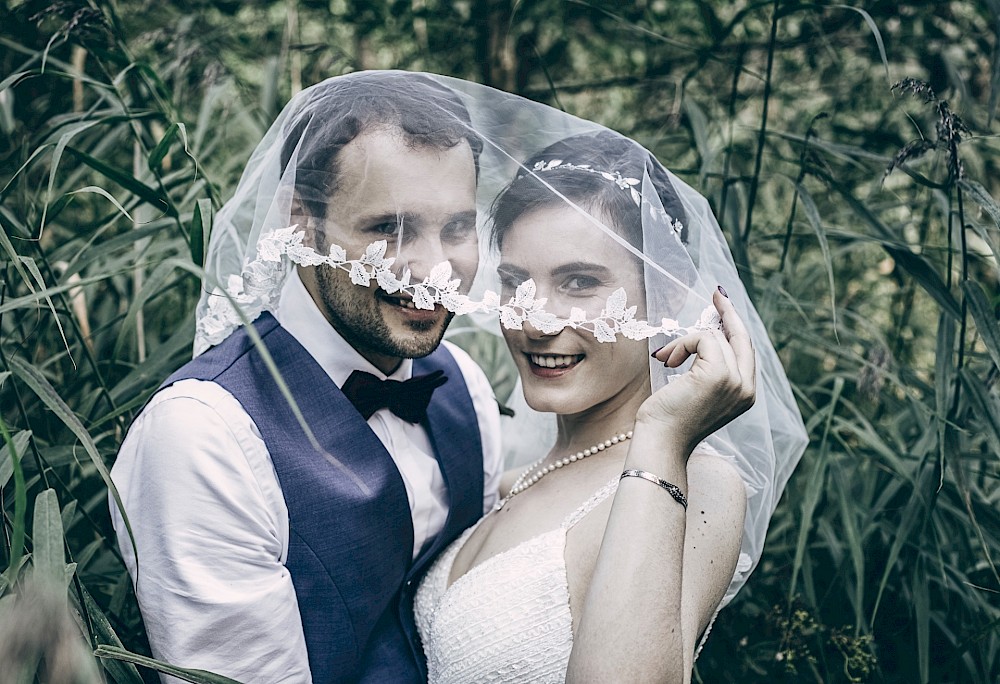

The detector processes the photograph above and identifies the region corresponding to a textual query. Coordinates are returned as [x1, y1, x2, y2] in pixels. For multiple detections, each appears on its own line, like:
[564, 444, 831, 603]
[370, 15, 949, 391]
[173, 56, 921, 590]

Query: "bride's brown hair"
[490, 130, 687, 250]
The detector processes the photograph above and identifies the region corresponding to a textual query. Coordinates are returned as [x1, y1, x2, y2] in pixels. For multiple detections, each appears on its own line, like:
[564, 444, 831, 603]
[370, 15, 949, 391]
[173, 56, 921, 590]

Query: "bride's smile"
[525, 352, 585, 375]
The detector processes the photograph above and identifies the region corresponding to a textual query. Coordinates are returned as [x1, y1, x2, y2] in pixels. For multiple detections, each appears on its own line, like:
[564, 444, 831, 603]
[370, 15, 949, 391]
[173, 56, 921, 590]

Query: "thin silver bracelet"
[620, 469, 688, 509]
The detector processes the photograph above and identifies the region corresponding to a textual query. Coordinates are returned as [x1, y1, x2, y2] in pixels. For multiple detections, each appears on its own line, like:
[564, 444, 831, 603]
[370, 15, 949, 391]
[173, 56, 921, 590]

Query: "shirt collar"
[274, 268, 413, 386]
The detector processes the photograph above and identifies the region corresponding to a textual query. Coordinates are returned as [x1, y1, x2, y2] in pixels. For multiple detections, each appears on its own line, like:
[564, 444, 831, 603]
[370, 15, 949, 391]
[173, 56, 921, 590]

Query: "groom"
[110, 73, 502, 683]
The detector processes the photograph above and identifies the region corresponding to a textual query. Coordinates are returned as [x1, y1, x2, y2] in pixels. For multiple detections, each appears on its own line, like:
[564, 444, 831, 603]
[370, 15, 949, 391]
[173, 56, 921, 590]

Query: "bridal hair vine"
[519, 160, 686, 236]
[521, 159, 643, 206]
[195, 226, 721, 351]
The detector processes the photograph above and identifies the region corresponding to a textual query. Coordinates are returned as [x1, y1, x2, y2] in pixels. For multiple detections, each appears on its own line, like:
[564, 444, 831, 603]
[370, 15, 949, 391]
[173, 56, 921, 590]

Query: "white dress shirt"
[110, 270, 503, 684]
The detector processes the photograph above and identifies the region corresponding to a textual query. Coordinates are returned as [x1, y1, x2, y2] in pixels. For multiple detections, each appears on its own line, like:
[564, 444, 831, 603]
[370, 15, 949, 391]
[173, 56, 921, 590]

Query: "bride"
[414, 129, 800, 683]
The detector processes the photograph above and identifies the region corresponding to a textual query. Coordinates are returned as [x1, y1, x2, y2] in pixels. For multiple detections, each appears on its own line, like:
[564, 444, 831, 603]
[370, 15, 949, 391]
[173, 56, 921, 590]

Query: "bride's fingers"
[655, 328, 727, 370]
[714, 288, 755, 385]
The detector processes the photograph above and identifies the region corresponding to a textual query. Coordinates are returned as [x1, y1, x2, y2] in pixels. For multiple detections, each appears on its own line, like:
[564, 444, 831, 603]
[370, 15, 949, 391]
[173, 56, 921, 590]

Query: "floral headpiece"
[520, 159, 643, 207]
[518, 159, 685, 235]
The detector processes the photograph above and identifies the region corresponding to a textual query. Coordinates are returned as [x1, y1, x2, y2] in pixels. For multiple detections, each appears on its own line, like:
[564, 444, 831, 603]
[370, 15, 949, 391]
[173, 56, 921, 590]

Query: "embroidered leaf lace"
[196, 227, 720, 353]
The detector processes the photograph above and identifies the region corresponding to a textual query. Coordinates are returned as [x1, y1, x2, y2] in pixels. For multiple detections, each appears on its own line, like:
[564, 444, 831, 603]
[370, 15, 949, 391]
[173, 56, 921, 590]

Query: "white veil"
[195, 70, 807, 608]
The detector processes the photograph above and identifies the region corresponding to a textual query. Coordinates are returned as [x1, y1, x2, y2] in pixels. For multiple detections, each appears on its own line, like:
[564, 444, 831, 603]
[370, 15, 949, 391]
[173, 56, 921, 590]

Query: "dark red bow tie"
[341, 369, 448, 424]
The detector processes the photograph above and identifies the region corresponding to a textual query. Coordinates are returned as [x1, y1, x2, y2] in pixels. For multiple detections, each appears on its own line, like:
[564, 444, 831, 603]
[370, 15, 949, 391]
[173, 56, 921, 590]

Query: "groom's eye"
[442, 218, 476, 243]
[560, 275, 602, 294]
[368, 221, 401, 238]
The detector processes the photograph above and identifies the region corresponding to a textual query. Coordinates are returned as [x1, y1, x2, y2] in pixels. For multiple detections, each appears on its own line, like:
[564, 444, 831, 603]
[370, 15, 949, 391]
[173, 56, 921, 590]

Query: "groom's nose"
[395, 231, 478, 292]
[397, 235, 448, 283]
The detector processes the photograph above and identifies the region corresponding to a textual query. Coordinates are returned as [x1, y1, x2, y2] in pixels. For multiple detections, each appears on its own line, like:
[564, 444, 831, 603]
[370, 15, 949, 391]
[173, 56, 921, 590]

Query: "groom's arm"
[110, 380, 312, 684]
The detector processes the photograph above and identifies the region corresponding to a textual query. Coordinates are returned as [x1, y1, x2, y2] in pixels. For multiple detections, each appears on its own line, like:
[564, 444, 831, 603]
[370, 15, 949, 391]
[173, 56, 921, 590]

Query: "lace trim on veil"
[195, 226, 722, 352]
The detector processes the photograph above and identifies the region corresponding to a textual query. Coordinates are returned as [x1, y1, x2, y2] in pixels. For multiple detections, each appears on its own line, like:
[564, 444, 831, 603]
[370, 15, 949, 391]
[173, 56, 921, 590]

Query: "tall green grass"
[2, 1, 998, 682]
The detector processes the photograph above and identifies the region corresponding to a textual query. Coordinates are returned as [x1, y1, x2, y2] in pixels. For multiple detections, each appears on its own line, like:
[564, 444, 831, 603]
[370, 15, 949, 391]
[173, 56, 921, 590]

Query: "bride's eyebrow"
[496, 263, 529, 279]
[550, 262, 611, 277]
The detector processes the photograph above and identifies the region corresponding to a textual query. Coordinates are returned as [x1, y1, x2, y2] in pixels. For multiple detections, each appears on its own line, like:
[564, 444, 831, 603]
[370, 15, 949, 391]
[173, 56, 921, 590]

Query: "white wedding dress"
[414, 478, 619, 683]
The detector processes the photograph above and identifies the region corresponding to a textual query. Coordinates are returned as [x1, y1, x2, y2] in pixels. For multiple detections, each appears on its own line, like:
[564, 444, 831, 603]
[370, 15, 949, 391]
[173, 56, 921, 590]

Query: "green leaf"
[148, 122, 180, 171]
[961, 369, 1000, 460]
[832, 464, 865, 628]
[819, 171, 962, 318]
[64, 186, 136, 221]
[831, 5, 890, 82]
[0, 271, 126, 316]
[5, 356, 139, 579]
[794, 182, 838, 338]
[114, 259, 184, 360]
[913, 562, 930, 684]
[0, 217, 33, 287]
[18, 255, 73, 360]
[789, 377, 842, 602]
[64, 146, 174, 217]
[958, 179, 1000, 228]
[77, 583, 144, 684]
[94, 646, 243, 684]
[0, 429, 30, 490]
[190, 197, 212, 267]
[0, 69, 32, 94]
[31, 489, 67, 589]
[0, 416, 28, 589]
[870, 465, 935, 626]
[42, 120, 102, 235]
[962, 280, 1000, 375]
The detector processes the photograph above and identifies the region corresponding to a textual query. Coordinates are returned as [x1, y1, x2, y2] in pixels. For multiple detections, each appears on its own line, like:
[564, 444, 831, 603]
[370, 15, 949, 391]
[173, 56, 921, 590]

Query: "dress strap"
[561, 477, 620, 530]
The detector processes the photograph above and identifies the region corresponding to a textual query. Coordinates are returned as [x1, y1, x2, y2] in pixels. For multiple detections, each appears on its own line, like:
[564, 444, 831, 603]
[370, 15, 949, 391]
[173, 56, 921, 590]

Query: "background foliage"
[1, 0, 999, 681]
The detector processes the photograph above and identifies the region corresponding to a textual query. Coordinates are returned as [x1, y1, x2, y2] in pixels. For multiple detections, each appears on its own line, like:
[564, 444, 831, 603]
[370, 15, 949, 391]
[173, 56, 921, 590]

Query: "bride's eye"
[497, 269, 526, 295]
[498, 273, 518, 291]
[560, 275, 601, 294]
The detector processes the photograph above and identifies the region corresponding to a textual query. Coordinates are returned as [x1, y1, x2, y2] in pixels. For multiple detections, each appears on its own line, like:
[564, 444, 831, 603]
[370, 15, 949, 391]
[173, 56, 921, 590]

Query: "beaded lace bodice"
[414, 478, 619, 684]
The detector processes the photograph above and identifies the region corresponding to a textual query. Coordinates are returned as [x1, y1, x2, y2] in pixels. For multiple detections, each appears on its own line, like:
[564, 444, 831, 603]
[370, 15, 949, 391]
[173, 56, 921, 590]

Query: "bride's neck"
[552, 383, 650, 456]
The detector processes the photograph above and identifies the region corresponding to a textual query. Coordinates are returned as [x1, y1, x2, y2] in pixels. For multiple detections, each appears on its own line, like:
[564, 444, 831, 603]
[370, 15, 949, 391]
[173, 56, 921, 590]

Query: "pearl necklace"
[495, 430, 634, 510]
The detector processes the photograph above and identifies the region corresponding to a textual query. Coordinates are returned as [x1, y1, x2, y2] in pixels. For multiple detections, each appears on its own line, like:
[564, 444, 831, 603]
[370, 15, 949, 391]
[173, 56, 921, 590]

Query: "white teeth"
[529, 354, 581, 368]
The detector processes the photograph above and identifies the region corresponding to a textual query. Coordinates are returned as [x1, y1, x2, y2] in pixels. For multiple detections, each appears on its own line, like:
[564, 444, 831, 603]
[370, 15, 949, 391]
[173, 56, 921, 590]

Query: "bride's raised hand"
[638, 287, 756, 456]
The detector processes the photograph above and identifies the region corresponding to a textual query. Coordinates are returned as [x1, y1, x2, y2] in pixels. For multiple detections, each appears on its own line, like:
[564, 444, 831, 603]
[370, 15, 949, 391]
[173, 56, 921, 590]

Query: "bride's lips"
[377, 291, 444, 321]
[525, 352, 585, 378]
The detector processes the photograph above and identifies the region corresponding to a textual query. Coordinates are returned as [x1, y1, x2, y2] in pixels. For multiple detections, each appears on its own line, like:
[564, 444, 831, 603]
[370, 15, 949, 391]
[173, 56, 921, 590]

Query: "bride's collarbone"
[448, 461, 617, 586]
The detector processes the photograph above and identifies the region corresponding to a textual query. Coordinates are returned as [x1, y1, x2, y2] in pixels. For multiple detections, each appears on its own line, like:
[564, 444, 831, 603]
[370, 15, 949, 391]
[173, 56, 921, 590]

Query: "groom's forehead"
[324, 127, 478, 224]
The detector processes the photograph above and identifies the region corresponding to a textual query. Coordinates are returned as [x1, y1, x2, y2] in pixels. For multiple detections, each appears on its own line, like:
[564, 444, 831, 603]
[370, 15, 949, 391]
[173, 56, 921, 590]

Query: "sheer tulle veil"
[195, 71, 807, 608]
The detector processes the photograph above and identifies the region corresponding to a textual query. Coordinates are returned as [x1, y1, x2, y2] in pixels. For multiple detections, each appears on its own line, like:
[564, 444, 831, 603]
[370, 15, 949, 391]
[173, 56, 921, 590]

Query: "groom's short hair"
[280, 72, 483, 222]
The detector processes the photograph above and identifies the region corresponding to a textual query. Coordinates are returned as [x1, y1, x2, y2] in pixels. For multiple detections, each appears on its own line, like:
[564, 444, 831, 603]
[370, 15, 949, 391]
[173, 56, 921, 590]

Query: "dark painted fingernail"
[718, 285, 729, 298]
[651, 345, 666, 358]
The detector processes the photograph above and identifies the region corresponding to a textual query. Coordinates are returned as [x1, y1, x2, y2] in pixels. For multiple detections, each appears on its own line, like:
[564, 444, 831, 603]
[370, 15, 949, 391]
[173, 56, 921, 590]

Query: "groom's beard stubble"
[312, 260, 454, 362]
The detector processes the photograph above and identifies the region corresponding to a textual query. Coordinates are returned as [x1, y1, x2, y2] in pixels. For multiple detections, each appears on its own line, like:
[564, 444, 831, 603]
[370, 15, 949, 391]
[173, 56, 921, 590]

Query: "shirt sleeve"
[109, 380, 312, 684]
[443, 341, 503, 514]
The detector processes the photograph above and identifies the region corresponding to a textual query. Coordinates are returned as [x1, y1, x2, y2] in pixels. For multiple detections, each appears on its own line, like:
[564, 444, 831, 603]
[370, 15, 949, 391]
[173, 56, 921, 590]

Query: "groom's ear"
[289, 193, 321, 247]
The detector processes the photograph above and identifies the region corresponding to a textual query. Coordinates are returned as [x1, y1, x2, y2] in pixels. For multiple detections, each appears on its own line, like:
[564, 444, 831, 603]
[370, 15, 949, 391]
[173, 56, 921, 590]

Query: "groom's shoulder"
[440, 340, 489, 387]
[439, 340, 499, 424]
[127, 379, 249, 442]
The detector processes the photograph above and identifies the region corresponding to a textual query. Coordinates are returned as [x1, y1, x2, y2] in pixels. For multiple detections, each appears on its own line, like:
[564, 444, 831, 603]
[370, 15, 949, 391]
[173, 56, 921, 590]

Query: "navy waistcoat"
[162, 313, 485, 683]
